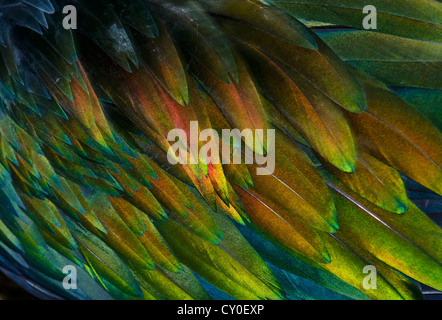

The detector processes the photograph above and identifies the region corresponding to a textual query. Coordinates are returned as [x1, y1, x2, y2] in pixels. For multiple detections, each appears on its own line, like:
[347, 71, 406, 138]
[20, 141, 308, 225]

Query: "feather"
[0, 0, 440, 301]
[317, 29, 442, 89]
[346, 73, 442, 196]
[269, 0, 442, 42]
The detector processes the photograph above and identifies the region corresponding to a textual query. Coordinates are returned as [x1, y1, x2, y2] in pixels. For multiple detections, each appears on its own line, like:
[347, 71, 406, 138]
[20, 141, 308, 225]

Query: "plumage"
[0, 0, 441, 300]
